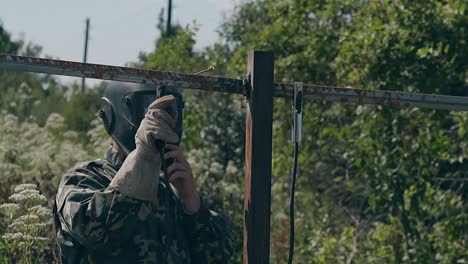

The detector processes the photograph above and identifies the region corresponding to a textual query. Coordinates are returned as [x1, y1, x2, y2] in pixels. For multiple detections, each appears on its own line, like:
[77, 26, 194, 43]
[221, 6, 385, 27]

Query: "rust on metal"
[0, 54, 244, 95]
[1, 54, 468, 111]
[273, 83, 468, 111]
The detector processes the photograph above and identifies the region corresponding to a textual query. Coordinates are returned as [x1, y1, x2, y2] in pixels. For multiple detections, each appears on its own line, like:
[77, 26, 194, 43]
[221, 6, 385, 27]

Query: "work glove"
[109, 95, 179, 206]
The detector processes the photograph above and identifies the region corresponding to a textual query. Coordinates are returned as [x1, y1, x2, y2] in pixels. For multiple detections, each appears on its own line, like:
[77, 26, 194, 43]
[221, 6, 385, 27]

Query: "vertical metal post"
[243, 51, 274, 263]
[81, 17, 90, 93]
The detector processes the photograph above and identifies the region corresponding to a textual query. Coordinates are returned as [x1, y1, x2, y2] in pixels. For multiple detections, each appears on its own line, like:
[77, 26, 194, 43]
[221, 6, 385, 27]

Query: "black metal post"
[243, 51, 274, 263]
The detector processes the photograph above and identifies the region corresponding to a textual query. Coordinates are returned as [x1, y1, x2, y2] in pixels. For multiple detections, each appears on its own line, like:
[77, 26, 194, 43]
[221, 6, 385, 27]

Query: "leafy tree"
[2, 1, 467, 262]
[140, 1, 467, 262]
[336, 0, 467, 96]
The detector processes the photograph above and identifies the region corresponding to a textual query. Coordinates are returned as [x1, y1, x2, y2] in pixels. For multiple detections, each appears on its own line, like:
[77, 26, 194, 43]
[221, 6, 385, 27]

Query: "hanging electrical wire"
[288, 82, 303, 264]
[288, 141, 299, 264]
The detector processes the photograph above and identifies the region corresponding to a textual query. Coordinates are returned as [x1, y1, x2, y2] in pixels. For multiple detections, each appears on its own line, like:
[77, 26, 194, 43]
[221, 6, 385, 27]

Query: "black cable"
[288, 142, 299, 264]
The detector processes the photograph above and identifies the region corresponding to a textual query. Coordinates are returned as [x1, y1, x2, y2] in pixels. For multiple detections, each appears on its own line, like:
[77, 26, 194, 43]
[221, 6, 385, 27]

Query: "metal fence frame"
[1, 52, 467, 263]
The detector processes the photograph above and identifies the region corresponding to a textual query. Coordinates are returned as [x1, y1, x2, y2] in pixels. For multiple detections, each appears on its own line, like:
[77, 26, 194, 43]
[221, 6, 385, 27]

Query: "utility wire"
[288, 142, 299, 264]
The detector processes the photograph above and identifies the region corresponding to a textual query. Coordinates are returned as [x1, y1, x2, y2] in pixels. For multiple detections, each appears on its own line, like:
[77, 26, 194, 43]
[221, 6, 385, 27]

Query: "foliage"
[0, 112, 110, 263]
[0, 23, 60, 124]
[139, 1, 468, 262]
[218, 1, 468, 263]
[0, 23, 105, 134]
[0, 184, 52, 263]
[1, 0, 467, 263]
[335, 0, 467, 96]
[62, 83, 106, 140]
[0, 112, 93, 197]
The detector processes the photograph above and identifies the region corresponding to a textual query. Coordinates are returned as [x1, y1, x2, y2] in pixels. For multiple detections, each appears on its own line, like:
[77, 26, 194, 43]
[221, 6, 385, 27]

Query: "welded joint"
[291, 82, 303, 143]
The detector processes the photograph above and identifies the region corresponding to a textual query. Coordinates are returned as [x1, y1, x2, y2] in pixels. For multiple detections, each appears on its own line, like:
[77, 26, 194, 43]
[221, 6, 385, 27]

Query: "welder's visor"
[121, 91, 156, 127]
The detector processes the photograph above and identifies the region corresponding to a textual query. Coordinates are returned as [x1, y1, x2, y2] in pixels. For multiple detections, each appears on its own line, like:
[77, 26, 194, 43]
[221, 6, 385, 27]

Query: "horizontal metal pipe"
[1, 54, 467, 111]
[0, 54, 245, 95]
[274, 83, 468, 111]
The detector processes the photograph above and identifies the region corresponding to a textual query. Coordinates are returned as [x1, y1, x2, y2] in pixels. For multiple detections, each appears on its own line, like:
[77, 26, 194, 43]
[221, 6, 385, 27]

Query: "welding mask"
[99, 82, 184, 157]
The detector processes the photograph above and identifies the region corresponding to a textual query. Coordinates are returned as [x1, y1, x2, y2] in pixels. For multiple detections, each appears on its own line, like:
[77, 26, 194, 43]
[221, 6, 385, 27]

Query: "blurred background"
[0, 0, 466, 263]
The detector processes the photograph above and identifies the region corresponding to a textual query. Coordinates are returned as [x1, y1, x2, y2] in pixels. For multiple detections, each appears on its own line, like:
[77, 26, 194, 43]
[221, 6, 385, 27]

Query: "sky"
[1, 0, 238, 85]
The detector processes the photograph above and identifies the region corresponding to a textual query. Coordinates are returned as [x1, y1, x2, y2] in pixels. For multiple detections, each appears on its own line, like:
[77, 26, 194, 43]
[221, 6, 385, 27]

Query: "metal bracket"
[291, 82, 303, 143]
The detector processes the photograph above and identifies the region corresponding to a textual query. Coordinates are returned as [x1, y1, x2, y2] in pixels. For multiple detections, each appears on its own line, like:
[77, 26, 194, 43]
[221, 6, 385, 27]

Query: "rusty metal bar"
[0, 54, 245, 94]
[274, 83, 468, 111]
[1, 54, 468, 111]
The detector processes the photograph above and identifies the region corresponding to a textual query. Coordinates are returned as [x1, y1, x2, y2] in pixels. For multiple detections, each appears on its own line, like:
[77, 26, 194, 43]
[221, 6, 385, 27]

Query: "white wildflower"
[9, 193, 27, 203]
[63, 130, 79, 139]
[209, 161, 224, 175]
[21, 234, 34, 241]
[226, 161, 239, 175]
[18, 189, 40, 196]
[3, 114, 18, 124]
[10, 191, 47, 204]
[46, 113, 65, 129]
[0, 203, 20, 212]
[14, 183, 37, 192]
[17, 214, 40, 224]
[2, 232, 25, 240]
[28, 205, 53, 218]
[19, 234, 48, 242]
[24, 223, 48, 230]
[9, 220, 25, 228]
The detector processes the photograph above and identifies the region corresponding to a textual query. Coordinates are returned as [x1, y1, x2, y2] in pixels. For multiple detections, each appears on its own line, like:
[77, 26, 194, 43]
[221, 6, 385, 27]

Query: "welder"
[53, 82, 235, 263]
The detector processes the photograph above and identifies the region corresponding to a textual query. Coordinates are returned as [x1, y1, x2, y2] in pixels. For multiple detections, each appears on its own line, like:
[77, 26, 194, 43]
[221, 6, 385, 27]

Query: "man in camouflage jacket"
[53, 95, 235, 263]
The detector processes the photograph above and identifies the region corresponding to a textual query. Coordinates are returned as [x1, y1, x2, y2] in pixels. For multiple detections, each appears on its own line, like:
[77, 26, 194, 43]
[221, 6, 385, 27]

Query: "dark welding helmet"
[99, 82, 183, 157]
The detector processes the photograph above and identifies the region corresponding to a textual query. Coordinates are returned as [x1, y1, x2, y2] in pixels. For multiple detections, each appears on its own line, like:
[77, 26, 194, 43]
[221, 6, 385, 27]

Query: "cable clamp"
[291, 82, 303, 143]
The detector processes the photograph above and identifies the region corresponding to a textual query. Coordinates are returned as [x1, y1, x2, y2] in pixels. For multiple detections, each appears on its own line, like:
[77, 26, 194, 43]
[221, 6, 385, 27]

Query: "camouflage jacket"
[53, 148, 235, 263]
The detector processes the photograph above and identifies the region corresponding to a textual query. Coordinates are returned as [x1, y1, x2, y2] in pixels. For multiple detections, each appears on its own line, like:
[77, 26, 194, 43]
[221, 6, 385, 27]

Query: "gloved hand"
[109, 95, 179, 206]
[135, 95, 179, 155]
